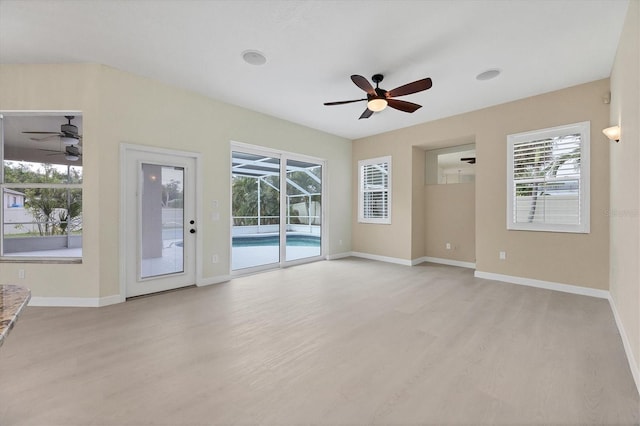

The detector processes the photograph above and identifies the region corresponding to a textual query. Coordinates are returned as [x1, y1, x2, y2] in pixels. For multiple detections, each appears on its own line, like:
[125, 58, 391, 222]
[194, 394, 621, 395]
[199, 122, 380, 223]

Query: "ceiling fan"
[39, 145, 82, 162]
[461, 157, 476, 164]
[324, 74, 433, 119]
[23, 115, 82, 145]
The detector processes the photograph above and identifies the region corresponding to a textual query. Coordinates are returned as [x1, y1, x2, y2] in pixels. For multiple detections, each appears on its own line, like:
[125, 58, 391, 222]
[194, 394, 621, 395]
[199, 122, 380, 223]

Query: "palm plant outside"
[232, 167, 321, 227]
[232, 175, 280, 226]
[3, 162, 82, 236]
[514, 134, 581, 223]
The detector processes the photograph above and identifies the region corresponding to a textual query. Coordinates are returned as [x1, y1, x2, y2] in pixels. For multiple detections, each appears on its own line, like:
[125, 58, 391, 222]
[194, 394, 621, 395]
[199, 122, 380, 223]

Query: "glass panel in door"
[231, 151, 280, 270]
[285, 159, 321, 261]
[140, 164, 184, 279]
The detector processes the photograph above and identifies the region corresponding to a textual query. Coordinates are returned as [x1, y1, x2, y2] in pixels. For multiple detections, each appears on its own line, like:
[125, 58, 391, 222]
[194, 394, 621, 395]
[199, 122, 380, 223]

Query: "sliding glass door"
[231, 146, 323, 272]
[231, 151, 281, 270]
[285, 158, 322, 261]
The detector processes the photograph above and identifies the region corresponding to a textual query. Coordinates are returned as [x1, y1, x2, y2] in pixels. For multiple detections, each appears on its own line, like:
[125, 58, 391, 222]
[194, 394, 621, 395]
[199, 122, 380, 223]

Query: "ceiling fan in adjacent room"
[39, 145, 82, 162]
[23, 115, 82, 145]
[324, 74, 433, 119]
[461, 157, 476, 164]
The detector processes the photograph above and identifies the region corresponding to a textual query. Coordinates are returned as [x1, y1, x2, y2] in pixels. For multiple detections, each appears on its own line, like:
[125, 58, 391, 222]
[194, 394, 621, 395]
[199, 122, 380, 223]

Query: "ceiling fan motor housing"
[61, 123, 78, 135]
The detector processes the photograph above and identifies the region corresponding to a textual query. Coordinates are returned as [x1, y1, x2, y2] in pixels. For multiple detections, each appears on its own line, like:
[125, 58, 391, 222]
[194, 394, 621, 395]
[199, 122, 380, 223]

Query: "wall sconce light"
[603, 125, 621, 142]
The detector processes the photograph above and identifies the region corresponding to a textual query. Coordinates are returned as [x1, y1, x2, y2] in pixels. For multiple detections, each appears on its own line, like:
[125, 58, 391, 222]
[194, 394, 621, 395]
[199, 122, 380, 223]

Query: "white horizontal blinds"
[512, 133, 581, 226]
[362, 161, 389, 219]
[358, 156, 391, 224]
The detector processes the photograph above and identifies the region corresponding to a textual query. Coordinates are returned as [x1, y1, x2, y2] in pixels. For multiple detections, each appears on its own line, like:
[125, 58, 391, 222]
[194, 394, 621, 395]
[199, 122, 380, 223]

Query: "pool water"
[233, 234, 320, 247]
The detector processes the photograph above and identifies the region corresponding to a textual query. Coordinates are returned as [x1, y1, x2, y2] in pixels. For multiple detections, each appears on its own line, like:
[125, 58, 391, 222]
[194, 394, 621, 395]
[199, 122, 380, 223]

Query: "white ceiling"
[0, 0, 628, 140]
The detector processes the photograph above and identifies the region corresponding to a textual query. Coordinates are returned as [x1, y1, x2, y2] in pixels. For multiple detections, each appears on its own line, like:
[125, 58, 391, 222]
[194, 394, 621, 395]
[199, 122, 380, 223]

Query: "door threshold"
[126, 284, 197, 301]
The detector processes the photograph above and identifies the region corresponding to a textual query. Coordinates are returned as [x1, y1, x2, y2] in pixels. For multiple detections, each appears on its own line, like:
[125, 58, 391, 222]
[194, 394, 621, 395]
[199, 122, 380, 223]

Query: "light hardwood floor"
[1, 258, 638, 425]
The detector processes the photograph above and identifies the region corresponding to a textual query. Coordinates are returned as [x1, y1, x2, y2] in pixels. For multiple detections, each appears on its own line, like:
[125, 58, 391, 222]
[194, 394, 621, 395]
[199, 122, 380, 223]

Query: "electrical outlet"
[212, 200, 219, 209]
[499, 251, 506, 260]
[18, 269, 25, 279]
[446, 243, 451, 250]
[211, 212, 220, 221]
[212, 254, 218, 264]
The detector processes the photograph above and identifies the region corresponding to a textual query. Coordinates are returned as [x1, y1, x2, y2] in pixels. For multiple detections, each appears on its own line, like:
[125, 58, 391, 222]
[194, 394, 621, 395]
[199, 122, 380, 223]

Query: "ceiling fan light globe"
[61, 136, 77, 146]
[65, 154, 80, 161]
[367, 98, 388, 112]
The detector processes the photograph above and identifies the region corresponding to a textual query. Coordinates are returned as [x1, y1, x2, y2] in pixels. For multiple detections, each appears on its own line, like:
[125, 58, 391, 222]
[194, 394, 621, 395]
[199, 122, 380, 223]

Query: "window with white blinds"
[358, 156, 391, 224]
[507, 121, 590, 233]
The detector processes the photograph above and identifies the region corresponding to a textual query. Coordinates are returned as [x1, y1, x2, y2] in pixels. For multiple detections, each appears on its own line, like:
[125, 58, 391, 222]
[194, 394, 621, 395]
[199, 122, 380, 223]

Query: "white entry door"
[123, 146, 198, 298]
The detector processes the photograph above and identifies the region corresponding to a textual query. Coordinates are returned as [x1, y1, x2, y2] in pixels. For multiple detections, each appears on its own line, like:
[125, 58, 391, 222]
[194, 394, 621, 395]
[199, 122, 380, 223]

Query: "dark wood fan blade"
[359, 108, 374, 120]
[387, 99, 422, 113]
[23, 131, 62, 135]
[387, 78, 432, 98]
[461, 157, 476, 164]
[351, 75, 375, 96]
[324, 98, 367, 106]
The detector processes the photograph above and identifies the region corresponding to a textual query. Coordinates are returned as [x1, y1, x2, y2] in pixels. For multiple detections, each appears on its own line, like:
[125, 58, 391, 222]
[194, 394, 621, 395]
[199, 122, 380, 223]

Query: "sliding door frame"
[230, 141, 326, 275]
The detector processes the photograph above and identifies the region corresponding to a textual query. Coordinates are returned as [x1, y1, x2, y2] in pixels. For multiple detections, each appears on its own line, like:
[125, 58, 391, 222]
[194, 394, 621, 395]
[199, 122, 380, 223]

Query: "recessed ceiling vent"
[242, 50, 267, 66]
[476, 69, 501, 81]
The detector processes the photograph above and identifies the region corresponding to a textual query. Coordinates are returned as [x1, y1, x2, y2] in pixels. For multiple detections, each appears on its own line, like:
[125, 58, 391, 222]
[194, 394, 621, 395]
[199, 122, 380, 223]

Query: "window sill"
[0, 257, 82, 264]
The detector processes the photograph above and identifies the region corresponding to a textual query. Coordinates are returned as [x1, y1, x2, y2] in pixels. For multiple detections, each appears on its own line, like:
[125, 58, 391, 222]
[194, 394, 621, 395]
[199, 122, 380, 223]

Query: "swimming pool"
[233, 233, 320, 247]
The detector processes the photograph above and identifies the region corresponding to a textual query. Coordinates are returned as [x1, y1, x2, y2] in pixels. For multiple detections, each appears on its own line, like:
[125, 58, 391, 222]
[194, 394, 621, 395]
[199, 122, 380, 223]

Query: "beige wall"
[351, 136, 413, 260]
[411, 147, 426, 259]
[353, 78, 610, 289]
[609, 0, 640, 386]
[0, 64, 352, 300]
[424, 183, 475, 263]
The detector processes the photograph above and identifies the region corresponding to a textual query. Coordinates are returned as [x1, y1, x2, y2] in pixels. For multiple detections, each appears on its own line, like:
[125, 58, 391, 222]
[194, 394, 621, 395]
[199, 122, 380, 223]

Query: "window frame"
[507, 121, 590, 234]
[358, 155, 392, 224]
[1, 112, 84, 261]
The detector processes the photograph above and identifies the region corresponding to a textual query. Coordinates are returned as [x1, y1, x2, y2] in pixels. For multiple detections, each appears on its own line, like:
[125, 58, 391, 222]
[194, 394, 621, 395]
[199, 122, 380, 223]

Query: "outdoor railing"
[233, 215, 320, 234]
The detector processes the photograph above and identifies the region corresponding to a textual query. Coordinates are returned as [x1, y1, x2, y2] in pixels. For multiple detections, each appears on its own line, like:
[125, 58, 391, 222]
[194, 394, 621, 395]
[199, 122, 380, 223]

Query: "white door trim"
[119, 143, 202, 299]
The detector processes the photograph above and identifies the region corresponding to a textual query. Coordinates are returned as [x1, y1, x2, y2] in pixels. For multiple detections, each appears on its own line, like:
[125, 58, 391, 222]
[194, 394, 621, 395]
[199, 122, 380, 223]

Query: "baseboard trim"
[608, 296, 640, 396]
[350, 251, 412, 266]
[99, 294, 125, 307]
[325, 252, 351, 260]
[197, 275, 232, 287]
[349, 253, 477, 269]
[474, 270, 610, 299]
[29, 294, 124, 308]
[417, 256, 476, 269]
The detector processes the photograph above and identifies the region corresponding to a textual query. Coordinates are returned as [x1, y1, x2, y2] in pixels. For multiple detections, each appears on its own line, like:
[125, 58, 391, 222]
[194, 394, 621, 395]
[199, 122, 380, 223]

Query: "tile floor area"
[1, 259, 638, 425]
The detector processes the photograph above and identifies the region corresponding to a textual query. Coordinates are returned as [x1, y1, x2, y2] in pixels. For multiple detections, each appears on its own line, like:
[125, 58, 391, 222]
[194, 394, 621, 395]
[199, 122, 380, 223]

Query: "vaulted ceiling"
[0, 0, 628, 140]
